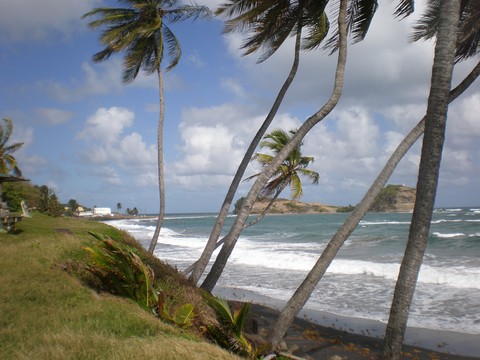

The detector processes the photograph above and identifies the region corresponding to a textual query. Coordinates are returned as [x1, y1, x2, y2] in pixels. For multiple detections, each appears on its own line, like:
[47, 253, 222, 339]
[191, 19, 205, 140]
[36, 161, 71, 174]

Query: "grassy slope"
[0, 214, 239, 360]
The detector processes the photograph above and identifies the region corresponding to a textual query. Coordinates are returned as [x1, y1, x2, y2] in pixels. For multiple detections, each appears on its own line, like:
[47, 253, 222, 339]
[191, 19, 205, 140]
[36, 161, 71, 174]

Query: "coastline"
[214, 286, 480, 358]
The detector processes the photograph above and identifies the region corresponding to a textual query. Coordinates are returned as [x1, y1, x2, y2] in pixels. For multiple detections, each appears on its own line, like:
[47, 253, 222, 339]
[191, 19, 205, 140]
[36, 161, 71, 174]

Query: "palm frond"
[84, 0, 209, 83]
[394, 0, 415, 19]
[289, 172, 303, 199]
[162, 24, 181, 71]
[301, 10, 330, 51]
[324, 0, 378, 54]
[411, 0, 480, 62]
[165, 5, 212, 23]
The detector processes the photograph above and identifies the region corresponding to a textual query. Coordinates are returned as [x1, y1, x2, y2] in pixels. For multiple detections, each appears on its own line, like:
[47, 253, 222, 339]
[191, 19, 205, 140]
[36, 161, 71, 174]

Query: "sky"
[1, 0, 479, 214]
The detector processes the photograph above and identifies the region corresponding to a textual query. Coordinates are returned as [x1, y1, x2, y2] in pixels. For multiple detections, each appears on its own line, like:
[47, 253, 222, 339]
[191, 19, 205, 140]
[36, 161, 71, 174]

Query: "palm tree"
[0, 118, 23, 176]
[190, 0, 379, 284]
[200, 0, 349, 293]
[245, 128, 319, 201]
[382, 1, 462, 358]
[67, 199, 80, 214]
[269, 0, 480, 349]
[188, 0, 328, 284]
[83, 1, 210, 255]
[185, 128, 319, 275]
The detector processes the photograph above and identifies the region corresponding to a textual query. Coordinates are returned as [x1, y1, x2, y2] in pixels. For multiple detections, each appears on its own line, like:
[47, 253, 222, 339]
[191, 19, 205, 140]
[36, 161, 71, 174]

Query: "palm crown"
[245, 128, 319, 200]
[83, 0, 210, 82]
[0, 118, 23, 176]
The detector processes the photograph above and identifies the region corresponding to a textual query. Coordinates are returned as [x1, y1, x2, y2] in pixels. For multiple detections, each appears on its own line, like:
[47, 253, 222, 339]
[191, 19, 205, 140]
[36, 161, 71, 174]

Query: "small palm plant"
[204, 294, 255, 357]
[83, 232, 157, 310]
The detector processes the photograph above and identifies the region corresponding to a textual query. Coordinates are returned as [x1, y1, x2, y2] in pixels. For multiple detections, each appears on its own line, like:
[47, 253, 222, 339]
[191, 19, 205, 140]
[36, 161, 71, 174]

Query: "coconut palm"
[190, 0, 379, 284]
[0, 118, 23, 176]
[83, 1, 210, 255]
[382, 1, 463, 358]
[269, 0, 480, 350]
[188, 0, 327, 284]
[200, 0, 349, 293]
[245, 128, 319, 201]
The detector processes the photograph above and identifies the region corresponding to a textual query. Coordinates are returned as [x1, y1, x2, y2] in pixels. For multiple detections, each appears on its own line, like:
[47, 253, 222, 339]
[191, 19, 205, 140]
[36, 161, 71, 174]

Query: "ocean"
[104, 208, 480, 338]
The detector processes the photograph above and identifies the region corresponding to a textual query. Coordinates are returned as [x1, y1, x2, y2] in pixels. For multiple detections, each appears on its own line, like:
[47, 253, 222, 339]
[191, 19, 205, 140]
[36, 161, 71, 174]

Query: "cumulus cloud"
[448, 93, 480, 144]
[170, 102, 299, 189]
[77, 107, 157, 185]
[78, 107, 135, 144]
[0, 0, 101, 43]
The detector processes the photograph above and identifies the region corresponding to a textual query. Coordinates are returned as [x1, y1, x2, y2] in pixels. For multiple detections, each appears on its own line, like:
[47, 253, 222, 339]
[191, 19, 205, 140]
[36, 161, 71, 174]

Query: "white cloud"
[78, 107, 135, 144]
[448, 93, 480, 144]
[171, 103, 301, 188]
[77, 107, 157, 185]
[0, 0, 101, 43]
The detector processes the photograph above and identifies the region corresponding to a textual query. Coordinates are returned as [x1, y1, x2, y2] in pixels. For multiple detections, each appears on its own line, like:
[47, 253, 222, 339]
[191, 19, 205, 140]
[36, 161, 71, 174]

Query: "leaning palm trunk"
[382, 1, 461, 359]
[148, 68, 167, 254]
[268, 57, 480, 348]
[200, 0, 348, 293]
[189, 17, 305, 284]
[184, 180, 289, 276]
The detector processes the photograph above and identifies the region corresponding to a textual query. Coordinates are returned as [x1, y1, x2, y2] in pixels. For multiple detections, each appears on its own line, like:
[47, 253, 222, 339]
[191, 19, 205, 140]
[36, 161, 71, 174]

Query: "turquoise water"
[106, 208, 480, 335]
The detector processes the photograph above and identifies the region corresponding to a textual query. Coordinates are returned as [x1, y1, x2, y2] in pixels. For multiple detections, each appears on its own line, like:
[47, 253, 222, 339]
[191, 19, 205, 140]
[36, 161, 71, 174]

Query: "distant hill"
[369, 184, 416, 212]
[237, 184, 416, 215]
[249, 198, 339, 214]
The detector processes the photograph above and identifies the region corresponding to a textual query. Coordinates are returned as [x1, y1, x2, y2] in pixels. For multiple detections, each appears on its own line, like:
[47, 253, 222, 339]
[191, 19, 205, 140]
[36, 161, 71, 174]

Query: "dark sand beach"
[244, 302, 479, 360]
[215, 287, 479, 360]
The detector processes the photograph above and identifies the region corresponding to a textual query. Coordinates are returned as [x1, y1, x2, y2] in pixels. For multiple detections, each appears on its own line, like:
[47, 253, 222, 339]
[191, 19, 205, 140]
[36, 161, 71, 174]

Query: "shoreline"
[213, 286, 480, 358]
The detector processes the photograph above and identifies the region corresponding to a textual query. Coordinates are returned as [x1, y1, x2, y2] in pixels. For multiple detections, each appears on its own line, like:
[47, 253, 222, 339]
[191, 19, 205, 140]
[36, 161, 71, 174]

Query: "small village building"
[93, 207, 112, 216]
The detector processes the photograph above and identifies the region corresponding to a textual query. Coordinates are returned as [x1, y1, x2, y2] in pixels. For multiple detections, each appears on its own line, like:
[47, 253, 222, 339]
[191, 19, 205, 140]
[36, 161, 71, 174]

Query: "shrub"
[83, 232, 158, 310]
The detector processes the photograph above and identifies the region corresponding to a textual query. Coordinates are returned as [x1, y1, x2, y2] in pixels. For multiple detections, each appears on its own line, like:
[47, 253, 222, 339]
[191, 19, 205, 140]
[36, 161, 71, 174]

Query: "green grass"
[0, 213, 239, 360]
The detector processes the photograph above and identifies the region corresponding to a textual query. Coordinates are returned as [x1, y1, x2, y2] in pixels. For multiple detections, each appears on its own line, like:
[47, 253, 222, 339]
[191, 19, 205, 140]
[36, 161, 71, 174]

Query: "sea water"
[104, 208, 480, 336]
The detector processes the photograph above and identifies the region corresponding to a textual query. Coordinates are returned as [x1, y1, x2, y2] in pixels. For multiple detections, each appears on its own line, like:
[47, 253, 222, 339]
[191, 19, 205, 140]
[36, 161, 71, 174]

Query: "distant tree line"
[2, 182, 64, 217]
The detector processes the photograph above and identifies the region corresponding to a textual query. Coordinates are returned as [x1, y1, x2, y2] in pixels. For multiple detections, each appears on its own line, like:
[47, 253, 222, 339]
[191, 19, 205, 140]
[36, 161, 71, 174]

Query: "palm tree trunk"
[148, 68, 166, 254]
[245, 182, 289, 228]
[200, 0, 348, 293]
[268, 58, 480, 347]
[188, 10, 305, 285]
[183, 180, 289, 276]
[382, 1, 461, 359]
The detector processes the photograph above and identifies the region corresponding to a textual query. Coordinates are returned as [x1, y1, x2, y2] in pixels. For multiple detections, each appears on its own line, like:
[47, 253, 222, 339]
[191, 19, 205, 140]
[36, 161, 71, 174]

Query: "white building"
[93, 207, 112, 216]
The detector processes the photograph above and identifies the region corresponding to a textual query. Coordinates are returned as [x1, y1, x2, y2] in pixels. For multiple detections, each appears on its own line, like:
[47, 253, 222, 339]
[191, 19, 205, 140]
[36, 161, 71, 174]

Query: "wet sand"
[214, 287, 480, 359]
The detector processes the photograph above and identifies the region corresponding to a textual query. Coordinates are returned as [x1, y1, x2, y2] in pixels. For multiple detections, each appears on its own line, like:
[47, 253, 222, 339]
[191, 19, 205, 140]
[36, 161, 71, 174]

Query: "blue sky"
[1, 0, 479, 214]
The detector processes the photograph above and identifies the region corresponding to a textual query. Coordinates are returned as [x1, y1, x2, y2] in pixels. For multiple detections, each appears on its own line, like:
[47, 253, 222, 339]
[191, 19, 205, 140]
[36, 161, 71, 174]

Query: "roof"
[0, 174, 29, 183]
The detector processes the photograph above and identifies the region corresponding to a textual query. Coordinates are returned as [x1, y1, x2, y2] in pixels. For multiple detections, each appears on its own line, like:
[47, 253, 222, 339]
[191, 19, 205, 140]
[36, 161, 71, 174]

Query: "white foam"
[432, 232, 465, 238]
[359, 220, 411, 225]
[230, 243, 480, 289]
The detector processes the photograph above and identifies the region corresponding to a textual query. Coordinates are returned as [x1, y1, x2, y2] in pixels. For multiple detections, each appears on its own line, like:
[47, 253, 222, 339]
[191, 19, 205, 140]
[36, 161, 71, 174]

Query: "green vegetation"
[233, 197, 246, 215]
[0, 213, 239, 360]
[245, 128, 320, 201]
[204, 295, 258, 358]
[2, 182, 64, 216]
[310, 205, 327, 213]
[83, 232, 158, 310]
[0, 118, 23, 176]
[284, 202, 303, 212]
[336, 204, 355, 213]
[370, 184, 402, 212]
